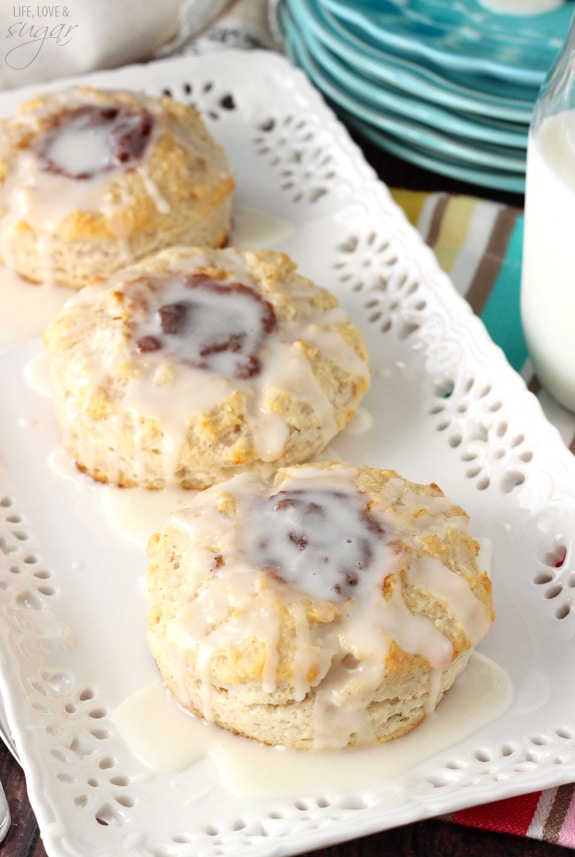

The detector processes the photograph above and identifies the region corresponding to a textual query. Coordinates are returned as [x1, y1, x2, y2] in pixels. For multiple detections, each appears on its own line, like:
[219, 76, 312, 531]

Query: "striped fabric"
[391, 189, 575, 844]
[390, 189, 575, 453]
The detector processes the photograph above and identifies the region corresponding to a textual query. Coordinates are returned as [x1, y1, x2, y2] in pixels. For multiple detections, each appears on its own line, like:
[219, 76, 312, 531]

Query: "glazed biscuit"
[42, 247, 371, 489]
[0, 86, 234, 288]
[146, 461, 494, 750]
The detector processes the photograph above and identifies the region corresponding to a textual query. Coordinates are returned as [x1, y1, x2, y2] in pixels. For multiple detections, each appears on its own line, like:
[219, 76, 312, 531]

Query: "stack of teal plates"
[276, 0, 573, 193]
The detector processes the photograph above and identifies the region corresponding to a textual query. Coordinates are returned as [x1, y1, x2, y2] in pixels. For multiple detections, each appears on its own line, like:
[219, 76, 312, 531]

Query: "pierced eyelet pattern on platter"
[1, 51, 575, 857]
[252, 114, 338, 206]
[427, 375, 532, 494]
[159, 79, 238, 123]
[0, 495, 56, 601]
[532, 533, 575, 622]
[423, 726, 575, 794]
[0, 493, 146, 833]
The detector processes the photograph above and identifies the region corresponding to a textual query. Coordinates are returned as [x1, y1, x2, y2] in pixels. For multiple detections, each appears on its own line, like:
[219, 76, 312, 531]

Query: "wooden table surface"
[0, 135, 565, 857]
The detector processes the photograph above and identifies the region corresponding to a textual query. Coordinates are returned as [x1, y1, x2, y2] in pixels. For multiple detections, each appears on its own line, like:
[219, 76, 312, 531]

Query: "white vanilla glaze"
[23, 349, 51, 397]
[409, 556, 490, 646]
[240, 483, 390, 600]
[0, 90, 164, 283]
[112, 651, 512, 800]
[133, 274, 276, 378]
[47, 252, 370, 485]
[101, 484, 198, 548]
[0, 268, 70, 343]
[45, 120, 112, 178]
[153, 465, 492, 750]
[231, 204, 295, 248]
[136, 166, 171, 215]
[0, 206, 297, 347]
[342, 406, 373, 435]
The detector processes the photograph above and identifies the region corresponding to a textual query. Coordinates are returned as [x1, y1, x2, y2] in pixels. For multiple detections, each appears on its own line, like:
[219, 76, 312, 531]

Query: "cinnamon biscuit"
[0, 86, 234, 288]
[146, 461, 495, 750]
[42, 247, 371, 488]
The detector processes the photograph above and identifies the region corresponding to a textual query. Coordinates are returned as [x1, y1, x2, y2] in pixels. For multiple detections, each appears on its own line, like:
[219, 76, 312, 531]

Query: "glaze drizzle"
[242, 487, 386, 600]
[38, 104, 153, 180]
[134, 273, 277, 380]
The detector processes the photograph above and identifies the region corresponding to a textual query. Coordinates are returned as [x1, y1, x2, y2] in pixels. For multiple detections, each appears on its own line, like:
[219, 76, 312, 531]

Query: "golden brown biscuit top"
[147, 462, 496, 749]
[153, 462, 494, 685]
[44, 247, 371, 474]
[1, 86, 162, 185]
[0, 86, 234, 275]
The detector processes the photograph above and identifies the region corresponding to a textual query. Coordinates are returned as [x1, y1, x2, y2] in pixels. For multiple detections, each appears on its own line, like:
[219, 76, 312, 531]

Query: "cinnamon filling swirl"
[133, 273, 277, 380]
[38, 104, 154, 180]
[241, 487, 387, 601]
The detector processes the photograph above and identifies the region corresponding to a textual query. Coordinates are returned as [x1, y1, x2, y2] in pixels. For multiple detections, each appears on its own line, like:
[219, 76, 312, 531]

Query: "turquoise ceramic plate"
[300, 13, 534, 121]
[287, 0, 539, 117]
[343, 109, 526, 194]
[322, 0, 572, 84]
[282, 4, 526, 174]
[293, 5, 529, 146]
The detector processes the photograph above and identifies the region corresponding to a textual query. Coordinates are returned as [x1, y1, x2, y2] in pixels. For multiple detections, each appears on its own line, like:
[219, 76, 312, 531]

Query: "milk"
[479, 0, 565, 13]
[521, 110, 575, 412]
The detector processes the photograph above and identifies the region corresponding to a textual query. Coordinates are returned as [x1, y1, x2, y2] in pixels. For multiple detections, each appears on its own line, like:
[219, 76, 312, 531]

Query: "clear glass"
[532, 13, 575, 131]
[521, 10, 575, 412]
[0, 780, 10, 845]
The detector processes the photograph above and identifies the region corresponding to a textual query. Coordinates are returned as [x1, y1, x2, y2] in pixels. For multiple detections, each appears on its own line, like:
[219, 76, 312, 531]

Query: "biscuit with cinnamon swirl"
[42, 247, 370, 489]
[146, 461, 494, 750]
[0, 86, 234, 288]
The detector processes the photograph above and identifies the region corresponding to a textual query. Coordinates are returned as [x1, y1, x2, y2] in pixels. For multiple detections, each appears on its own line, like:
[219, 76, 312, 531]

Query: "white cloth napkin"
[0, 0, 182, 90]
[0, 0, 279, 91]
[158, 0, 281, 55]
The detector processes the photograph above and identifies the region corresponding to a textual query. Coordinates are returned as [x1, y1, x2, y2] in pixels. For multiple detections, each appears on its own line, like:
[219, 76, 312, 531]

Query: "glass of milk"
[0, 780, 9, 844]
[479, 0, 565, 14]
[521, 12, 575, 412]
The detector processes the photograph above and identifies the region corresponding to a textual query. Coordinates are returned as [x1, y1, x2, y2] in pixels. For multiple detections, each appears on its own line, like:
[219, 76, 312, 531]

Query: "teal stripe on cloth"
[480, 215, 528, 374]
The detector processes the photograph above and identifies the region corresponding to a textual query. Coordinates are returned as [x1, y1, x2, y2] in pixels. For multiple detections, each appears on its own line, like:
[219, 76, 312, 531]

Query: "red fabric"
[450, 792, 543, 837]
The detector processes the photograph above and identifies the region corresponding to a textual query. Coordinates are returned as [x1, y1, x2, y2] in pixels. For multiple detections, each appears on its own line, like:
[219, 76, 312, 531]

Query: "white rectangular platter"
[1, 50, 575, 857]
